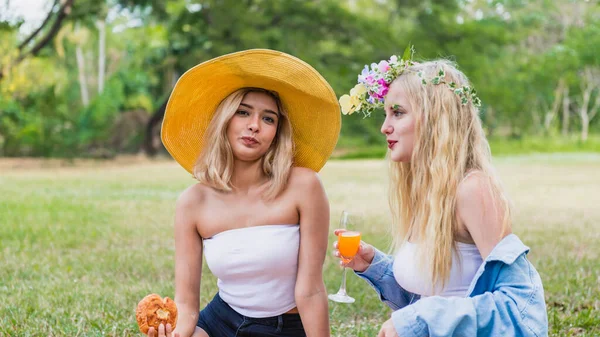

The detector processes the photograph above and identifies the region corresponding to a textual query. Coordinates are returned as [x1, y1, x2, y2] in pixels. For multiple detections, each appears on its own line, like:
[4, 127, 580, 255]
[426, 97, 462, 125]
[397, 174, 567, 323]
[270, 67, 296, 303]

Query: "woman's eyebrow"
[386, 103, 406, 110]
[239, 102, 279, 116]
[239, 102, 254, 110]
[263, 110, 279, 116]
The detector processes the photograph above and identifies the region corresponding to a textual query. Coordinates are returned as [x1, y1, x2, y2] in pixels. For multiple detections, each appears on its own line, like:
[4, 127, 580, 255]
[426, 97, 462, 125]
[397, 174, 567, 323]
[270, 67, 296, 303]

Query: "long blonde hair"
[388, 60, 511, 292]
[193, 87, 294, 199]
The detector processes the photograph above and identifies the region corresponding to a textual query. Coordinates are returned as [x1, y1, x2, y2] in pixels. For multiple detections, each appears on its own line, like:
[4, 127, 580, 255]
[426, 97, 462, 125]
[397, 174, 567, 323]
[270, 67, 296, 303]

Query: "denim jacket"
[356, 234, 548, 337]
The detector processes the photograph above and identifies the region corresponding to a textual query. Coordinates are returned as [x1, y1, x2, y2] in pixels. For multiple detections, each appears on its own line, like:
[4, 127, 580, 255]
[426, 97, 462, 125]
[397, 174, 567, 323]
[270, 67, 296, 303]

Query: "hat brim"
[161, 49, 341, 173]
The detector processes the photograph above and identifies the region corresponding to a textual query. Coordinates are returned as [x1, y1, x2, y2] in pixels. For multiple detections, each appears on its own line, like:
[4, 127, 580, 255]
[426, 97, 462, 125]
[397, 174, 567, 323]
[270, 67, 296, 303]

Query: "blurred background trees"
[1, 0, 599, 157]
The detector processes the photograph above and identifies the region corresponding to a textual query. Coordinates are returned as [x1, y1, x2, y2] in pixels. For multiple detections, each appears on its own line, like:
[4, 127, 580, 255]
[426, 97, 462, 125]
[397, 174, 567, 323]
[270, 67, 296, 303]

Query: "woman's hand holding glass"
[332, 229, 375, 273]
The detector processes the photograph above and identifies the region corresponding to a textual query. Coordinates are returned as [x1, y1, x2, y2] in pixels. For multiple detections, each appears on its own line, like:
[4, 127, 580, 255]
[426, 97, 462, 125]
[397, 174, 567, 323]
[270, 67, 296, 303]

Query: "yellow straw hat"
[161, 49, 341, 173]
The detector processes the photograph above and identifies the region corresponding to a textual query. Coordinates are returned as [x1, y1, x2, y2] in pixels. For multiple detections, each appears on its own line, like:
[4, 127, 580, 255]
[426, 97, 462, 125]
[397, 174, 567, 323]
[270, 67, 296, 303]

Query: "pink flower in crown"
[371, 78, 389, 100]
[378, 60, 390, 73]
[377, 87, 390, 100]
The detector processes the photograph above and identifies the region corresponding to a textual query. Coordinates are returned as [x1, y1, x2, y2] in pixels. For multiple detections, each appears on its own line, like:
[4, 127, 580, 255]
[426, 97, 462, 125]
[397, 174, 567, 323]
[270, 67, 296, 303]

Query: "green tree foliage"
[0, 0, 599, 156]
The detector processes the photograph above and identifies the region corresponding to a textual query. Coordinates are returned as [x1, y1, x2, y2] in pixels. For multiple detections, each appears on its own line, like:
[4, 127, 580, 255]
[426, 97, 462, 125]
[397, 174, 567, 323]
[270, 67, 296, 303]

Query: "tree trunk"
[76, 44, 89, 107]
[578, 67, 600, 142]
[143, 100, 168, 156]
[582, 94, 600, 141]
[532, 99, 543, 133]
[144, 66, 180, 156]
[561, 86, 570, 136]
[96, 19, 106, 94]
[580, 87, 591, 142]
[589, 93, 600, 127]
[545, 78, 565, 133]
[581, 113, 589, 142]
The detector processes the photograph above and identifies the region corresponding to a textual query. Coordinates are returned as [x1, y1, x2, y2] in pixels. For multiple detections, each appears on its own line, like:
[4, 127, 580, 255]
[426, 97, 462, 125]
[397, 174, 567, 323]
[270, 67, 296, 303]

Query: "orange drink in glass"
[338, 231, 361, 264]
[329, 211, 360, 304]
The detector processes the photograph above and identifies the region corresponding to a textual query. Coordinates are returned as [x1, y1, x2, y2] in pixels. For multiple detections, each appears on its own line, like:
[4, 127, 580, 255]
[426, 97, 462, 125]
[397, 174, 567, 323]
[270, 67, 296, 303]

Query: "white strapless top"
[393, 241, 483, 297]
[203, 224, 300, 317]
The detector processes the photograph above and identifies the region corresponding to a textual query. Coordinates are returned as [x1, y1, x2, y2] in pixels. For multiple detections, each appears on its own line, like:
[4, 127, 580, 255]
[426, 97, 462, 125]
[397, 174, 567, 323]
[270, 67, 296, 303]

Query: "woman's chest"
[195, 193, 299, 238]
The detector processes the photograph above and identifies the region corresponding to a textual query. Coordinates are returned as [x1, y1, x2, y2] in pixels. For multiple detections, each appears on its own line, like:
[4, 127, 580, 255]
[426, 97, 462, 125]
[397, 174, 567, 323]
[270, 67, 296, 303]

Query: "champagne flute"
[329, 211, 361, 303]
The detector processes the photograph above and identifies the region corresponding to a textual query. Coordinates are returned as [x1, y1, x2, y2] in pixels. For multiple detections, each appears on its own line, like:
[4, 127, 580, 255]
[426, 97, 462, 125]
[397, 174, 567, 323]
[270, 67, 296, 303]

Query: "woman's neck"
[230, 159, 269, 194]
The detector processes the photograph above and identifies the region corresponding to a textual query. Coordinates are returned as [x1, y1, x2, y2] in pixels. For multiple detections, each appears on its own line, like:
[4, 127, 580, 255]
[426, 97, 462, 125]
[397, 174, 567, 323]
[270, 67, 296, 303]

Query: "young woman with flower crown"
[149, 49, 340, 337]
[335, 47, 548, 337]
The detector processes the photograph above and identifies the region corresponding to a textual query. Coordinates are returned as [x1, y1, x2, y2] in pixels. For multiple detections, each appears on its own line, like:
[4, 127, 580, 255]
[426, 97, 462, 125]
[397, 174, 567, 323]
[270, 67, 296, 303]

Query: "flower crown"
[339, 45, 482, 117]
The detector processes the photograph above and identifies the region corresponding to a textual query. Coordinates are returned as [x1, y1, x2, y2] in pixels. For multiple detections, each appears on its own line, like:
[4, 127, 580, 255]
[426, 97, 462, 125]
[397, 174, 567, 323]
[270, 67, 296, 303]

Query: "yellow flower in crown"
[350, 83, 367, 97]
[339, 83, 367, 115]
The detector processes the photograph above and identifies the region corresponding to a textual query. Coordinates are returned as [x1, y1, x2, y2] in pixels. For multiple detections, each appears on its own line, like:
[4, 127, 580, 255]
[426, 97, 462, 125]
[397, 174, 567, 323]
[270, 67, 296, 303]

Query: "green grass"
[333, 135, 600, 160]
[1, 156, 599, 336]
[488, 135, 600, 156]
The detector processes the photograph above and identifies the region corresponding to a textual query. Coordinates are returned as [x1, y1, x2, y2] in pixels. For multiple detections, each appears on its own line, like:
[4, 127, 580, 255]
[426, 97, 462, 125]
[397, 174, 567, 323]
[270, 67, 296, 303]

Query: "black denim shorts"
[197, 293, 306, 337]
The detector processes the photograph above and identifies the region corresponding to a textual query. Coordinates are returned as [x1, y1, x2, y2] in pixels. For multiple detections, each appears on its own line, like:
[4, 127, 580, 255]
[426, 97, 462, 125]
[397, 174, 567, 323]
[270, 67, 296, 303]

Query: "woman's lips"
[241, 136, 258, 146]
[387, 140, 397, 149]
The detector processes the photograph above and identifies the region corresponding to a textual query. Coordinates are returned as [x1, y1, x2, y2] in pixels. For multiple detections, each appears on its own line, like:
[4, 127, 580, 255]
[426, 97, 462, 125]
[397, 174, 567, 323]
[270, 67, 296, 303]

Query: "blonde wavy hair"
[388, 60, 512, 293]
[193, 87, 294, 200]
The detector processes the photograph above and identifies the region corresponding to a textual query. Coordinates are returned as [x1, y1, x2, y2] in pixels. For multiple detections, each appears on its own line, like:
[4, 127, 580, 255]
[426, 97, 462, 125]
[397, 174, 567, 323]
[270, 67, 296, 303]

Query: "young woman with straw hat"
[147, 49, 341, 337]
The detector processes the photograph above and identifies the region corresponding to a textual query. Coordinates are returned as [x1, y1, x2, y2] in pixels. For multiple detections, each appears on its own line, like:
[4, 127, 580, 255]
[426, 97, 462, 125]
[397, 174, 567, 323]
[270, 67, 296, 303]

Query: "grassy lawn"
[333, 136, 600, 160]
[1, 155, 599, 336]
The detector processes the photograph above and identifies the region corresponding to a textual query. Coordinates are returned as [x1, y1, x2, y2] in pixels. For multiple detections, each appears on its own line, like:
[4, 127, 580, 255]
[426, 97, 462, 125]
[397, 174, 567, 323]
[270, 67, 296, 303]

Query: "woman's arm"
[355, 247, 419, 310]
[172, 187, 204, 337]
[293, 168, 330, 337]
[384, 174, 548, 337]
[331, 229, 418, 310]
[388, 249, 547, 337]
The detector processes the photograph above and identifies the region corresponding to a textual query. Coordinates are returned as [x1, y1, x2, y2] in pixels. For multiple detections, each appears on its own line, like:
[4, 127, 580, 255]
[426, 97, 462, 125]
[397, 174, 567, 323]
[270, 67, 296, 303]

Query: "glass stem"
[339, 267, 348, 295]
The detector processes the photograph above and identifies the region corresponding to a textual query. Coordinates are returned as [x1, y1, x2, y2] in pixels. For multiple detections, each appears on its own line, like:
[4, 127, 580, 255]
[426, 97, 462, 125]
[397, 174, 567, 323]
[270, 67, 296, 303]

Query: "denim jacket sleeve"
[354, 247, 419, 310]
[390, 249, 548, 337]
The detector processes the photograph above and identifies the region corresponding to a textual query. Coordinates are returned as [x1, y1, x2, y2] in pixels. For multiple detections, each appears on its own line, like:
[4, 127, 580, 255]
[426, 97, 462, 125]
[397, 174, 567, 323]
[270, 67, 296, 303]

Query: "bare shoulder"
[176, 183, 207, 209]
[288, 166, 323, 189]
[456, 170, 508, 252]
[456, 170, 491, 207]
[174, 184, 213, 230]
[288, 168, 329, 233]
[287, 167, 328, 207]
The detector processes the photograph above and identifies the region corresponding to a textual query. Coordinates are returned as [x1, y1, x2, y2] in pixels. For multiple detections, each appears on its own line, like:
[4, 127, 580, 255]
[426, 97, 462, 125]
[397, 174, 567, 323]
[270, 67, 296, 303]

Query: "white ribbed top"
[203, 224, 300, 317]
[393, 241, 483, 297]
